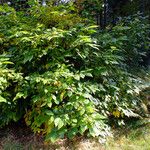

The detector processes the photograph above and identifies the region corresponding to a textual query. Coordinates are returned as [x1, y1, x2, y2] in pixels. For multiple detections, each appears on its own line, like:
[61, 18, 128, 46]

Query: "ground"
[0, 119, 150, 150]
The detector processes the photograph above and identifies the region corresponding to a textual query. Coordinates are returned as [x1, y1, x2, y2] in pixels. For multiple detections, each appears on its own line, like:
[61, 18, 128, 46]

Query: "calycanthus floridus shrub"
[0, 7, 111, 141]
[0, 55, 23, 126]
[23, 65, 110, 142]
[0, 4, 149, 142]
[8, 26, 111, 142]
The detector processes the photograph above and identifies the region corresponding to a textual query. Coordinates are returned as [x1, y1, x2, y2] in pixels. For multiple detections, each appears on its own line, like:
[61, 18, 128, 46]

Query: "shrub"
[30, 2, 85, 29]
[0, 4, 149, 142]
[0, 5, 110, 141]
[23, 65, 109, 142]
[0, 55, 23, 126]
[110, 13, 150, 68]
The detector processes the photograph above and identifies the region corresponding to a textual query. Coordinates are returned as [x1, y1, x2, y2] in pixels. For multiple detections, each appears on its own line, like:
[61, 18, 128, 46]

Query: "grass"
[0, 119, 150, 150]
[105, 122, 150, 150]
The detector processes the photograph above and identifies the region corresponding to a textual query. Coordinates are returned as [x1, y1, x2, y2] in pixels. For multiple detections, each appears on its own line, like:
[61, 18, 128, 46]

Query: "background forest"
[0, 0, 150, 145]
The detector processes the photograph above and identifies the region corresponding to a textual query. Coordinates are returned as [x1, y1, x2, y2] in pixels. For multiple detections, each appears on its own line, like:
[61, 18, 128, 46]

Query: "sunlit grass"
[105, 121, 150, 150]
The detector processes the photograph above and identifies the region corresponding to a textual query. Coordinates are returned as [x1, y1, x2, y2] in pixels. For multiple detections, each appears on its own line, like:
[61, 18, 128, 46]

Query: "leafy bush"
[30, 2, 84, 29]
[23, 65, 109, 142]
[110, 13, 150, 68]
[0, 55, 23, 126]
[88, 32, 143, 124]
[0, 4, 149, 142]
[0, 5, 110, 141]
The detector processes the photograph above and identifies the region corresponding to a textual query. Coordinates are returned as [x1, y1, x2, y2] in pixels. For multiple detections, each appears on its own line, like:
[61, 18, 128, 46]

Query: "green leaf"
[67, 91, 72, 97]
[80, 125, 88, 134]
[47, 102, 52, 108]
[52, 94, 56, 101]
[54, 117, 64, 129]
[79, 109, 85, 115]
[13, 92, 24, 101]
[45, 131, 58, 143]
[45, 110, 53, 116]
[67, 128, 78, 139]
[86, 106, 94, 113]
[74, 75, 80, 80]
[0, 95, 7, 103]
[2, 61, 14, 65]
[52, 94, 60, 104]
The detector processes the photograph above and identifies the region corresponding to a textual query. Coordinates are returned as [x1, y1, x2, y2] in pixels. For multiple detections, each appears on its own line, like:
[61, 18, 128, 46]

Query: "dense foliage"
[0, 2, 150, 143]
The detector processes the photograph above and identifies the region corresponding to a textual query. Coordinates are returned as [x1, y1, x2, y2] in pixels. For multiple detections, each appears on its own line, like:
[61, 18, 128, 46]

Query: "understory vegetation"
[0, 0, 150, 144]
